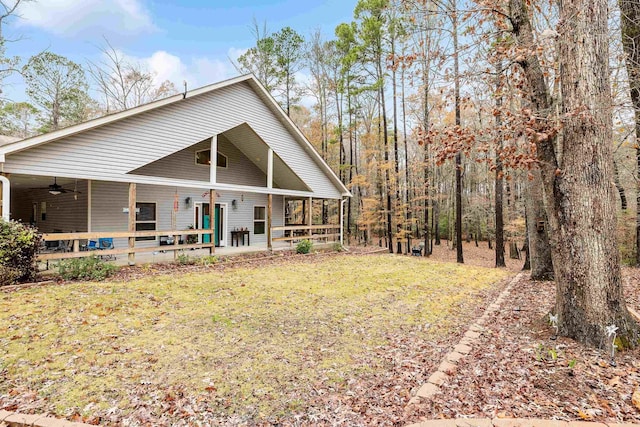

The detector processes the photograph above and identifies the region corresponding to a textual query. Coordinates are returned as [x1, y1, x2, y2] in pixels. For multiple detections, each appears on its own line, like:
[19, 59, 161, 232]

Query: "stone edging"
[404, 273, 640, 427]
[406, 418, 640, 427]
[407, 272, 524, 406]
[0, 410, 94, 427]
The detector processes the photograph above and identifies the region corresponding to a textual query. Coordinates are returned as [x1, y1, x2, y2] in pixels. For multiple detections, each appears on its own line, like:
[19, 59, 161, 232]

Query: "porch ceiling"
[6, 174, 81, 190]
[221, 123, 310, 192]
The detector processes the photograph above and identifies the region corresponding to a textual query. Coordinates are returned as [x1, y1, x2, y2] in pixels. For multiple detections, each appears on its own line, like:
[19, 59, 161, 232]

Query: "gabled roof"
[0, 135, 20, 146]
[0, 74, 351, 197]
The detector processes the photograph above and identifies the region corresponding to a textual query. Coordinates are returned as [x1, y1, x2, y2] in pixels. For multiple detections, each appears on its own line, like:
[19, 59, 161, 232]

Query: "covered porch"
[0, 173, 343, 267]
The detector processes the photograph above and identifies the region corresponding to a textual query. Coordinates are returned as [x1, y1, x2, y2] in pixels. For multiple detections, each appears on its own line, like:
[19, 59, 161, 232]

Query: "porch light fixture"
[185, 197, 192, 207]
[232, 199, 237, 209]
[48, 188, 61, 195]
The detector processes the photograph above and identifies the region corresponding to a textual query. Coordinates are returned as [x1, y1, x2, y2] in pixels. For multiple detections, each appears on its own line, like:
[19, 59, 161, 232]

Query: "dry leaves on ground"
[406, 271, 640, 424]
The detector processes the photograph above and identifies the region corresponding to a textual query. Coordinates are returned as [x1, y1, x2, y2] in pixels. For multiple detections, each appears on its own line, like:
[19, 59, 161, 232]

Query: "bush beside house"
[0, 219, 41, 286]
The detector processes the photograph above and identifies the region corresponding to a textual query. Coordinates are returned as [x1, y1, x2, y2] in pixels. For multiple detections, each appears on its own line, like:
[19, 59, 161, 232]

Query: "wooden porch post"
[267, 194, 273, 250]
[87, 180, 92, 232]
[267, 148, 273, 189]
[307, 197, 312, 229]
[209, 189, 216, 254]
[210, 134, 218, 184]
[128, 183, 136, 265]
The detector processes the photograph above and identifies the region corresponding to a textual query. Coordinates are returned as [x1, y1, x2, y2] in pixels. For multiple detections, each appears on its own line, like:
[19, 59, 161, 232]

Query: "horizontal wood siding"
[216, 135, 267, 187]
[4, 82, 342, 199]
[10, 181, 88, 234]
[132, 135, 267, 187]
[90, 181, 284, 249]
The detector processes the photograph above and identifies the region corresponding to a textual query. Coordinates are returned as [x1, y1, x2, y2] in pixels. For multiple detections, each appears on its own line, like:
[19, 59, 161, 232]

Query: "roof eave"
[0, 74, 255, 157]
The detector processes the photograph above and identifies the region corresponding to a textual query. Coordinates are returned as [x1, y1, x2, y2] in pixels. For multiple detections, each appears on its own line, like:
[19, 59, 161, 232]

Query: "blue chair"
[87, 240, 98, 250]
[98, 238, 114, 250]
[98, 238, 115, 260]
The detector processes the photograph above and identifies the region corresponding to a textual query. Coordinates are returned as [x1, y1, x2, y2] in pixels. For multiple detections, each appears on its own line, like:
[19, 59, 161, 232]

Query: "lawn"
[0, 254, 509, 425]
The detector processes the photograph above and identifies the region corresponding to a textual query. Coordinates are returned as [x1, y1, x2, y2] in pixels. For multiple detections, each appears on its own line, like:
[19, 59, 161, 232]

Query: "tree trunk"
[509, 241, 520, 260]
[525, 169, 554, 280]
[613, 160, 628, 211]
[522, 213, 530, 271]
[452, 0, 463, 264]
[510, 0, 638, 346]
[618, 0, 640, 264]
[378, 63, 393, 254]
[495, 48, 506, 268]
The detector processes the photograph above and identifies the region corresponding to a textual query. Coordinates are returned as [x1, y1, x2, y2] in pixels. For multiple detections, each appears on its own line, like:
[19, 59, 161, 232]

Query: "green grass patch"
[0, 255, 508, 420]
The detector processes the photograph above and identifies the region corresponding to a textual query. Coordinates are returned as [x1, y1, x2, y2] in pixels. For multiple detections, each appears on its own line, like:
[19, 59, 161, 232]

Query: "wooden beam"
[267, 148, 273, 189]
[209, 189, 216, 254]
[272, 233, 340, 242]
[37, 242, 217, 261]
[87, 179, 92, 232]
[40, 228, 219, 241]
[267, 194, 273, 250]
[307, 197, 313, 227]
[128, 182, 136, 265]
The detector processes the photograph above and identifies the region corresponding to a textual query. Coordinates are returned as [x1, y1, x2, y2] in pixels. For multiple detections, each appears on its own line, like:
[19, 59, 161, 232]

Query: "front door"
[195, 202, 225, 246]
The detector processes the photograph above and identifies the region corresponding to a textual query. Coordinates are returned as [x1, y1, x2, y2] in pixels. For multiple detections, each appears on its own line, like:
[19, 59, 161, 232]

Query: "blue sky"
[4, 0, 358, 101]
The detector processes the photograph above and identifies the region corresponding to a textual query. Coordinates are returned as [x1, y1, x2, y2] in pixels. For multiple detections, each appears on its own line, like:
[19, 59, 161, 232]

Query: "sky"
[3, 0, 358, 102]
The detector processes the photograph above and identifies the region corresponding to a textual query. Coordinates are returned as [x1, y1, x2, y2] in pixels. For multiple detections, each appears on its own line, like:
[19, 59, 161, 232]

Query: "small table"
[231, 230, 250, 247]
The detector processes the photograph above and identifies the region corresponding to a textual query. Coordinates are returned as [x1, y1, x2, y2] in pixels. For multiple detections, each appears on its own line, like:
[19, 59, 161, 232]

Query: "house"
[0, 74, 351, 263]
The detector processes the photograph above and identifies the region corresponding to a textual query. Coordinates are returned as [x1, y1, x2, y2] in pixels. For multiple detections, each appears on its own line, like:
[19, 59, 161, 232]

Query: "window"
[254, 206, 266, 235]
[136, 202, 156, 241]
[195, 149, 227, 168]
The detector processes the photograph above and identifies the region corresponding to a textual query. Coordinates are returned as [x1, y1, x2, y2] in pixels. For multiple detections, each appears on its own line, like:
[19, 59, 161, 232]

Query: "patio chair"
[97, 238, 116, 260]
[60, 240, 73, 252]
[86, 240, 98, 251]
[411, 242, 425, 256]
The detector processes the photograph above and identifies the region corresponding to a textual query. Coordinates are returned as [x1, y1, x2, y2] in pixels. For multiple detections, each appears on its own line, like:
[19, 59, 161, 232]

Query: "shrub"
[296, 239, 313, 254]
[176, 253, 197, 265]
[57, 256, 117, 281]
[332, 242, 344, 252]
[198, 255, 219, 266]
[0, 219, 41, 286]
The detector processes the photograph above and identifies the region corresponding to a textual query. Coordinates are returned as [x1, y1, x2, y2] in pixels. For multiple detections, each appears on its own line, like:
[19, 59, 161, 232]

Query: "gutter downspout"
[0, 174, 10, 221]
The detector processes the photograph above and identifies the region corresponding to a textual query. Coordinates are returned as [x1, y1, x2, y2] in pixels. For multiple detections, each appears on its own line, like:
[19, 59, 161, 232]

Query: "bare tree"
[23, 51, 89, 131]
[88, 39, 177, 113]
[0, 0, 31, 97]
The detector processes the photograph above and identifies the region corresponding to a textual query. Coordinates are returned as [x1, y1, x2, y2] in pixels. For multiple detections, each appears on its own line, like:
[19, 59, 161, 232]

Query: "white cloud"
[147, 51, 188, 86]
[17, 0, 156, 37]
[129, 48, 242, 92]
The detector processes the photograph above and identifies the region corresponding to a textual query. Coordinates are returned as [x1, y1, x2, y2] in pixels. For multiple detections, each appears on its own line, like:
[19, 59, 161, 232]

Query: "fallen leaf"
[577, 409, 593, 420]
[632, 387, 640, 411]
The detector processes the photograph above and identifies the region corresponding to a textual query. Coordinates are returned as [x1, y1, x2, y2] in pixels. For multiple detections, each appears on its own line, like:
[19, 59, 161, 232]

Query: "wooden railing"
[271, 224, 340, 244]
[38, 229, 215, 261]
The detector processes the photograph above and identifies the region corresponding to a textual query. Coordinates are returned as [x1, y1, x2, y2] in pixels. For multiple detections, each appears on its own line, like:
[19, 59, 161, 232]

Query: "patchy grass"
[0, 254, 509, 424]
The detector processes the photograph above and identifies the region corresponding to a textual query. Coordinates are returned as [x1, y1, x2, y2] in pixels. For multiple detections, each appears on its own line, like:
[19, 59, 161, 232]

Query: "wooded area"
[1, 0, 639, 346]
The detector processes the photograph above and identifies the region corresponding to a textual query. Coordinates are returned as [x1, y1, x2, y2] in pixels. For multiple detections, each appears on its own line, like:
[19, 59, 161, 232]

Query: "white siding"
[90, 181, 284, 249]
[4, 82, 343, 199]
[131, 135, 268, 187]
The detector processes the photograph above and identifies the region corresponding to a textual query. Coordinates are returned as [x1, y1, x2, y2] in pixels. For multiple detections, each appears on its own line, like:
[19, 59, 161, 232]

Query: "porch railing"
[271, 224, 340, 245]
[37, 229, 215, 261]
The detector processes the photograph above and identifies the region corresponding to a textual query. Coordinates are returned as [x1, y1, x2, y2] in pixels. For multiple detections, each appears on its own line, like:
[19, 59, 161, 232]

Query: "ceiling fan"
[31, 177, 81, 195]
